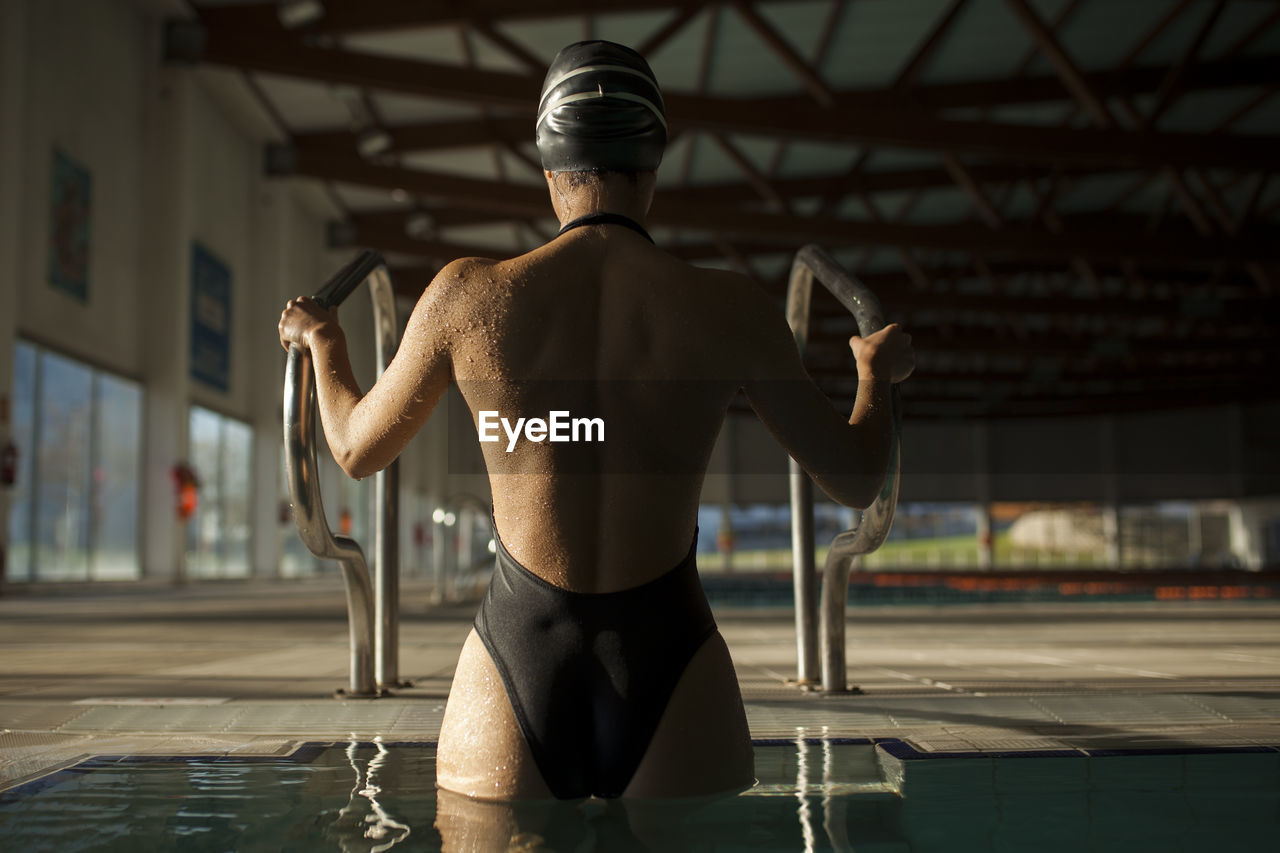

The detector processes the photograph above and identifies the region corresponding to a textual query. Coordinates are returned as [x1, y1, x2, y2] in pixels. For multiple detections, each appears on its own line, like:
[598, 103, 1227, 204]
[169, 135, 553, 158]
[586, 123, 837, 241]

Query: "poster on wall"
[190, 243, 231, 392]
[48, 148, 92, 302]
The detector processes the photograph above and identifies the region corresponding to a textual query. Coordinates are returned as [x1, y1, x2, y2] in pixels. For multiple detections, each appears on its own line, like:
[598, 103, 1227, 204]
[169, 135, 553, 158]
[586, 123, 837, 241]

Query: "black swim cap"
[536, 40, 667, 173]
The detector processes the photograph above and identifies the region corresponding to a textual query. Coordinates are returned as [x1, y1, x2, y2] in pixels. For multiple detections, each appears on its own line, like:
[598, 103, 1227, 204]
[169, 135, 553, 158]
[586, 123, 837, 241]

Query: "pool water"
[1, 740, 1276, 851]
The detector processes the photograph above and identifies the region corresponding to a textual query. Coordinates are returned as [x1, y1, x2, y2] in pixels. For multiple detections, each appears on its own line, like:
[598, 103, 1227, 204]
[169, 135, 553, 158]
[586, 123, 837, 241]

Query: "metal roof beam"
[1003, 0, 1115, 128]
[278, 149, 1280, 264]
[175, 26, 1280, 170]
[196, 0, 821, 34]
[729, 1, 834, 107]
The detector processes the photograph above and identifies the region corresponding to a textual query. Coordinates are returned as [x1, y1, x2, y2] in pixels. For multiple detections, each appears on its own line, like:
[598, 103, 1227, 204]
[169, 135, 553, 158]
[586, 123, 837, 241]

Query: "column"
[248, 181, 292, 578]
[138, 64, 194, 582]
[1100, 415, 1122, 569]
[1228, 498, 1271, 572]
[1187, 502, 1202, 568]
[974, 420, 994, 570]
[721, 415, 736, 572]
[0, 0, 28, 587]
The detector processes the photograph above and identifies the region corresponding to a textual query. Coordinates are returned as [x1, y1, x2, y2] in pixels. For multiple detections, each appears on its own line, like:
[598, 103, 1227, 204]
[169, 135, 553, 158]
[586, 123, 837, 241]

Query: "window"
[697, 502, 858, 571]
[186, 406, 252, 579]
[90, 372, 142, 579]
[7, 343, 37, 581]
[7, 342, 141, 581]
[863, 502, 982, 569]
[278, 445, 319, 578]
[33, 351, 93, 579]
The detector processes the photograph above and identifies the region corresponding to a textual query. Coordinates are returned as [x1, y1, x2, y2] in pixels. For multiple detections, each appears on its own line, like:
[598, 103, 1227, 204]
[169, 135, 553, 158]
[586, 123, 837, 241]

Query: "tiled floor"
[2, 579, 1278, 788]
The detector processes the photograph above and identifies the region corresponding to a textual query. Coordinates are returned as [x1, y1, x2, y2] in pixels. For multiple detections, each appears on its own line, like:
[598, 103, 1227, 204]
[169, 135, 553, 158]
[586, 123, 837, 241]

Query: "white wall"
[15, 0, 147, 378]
[0, 0, 391, 581]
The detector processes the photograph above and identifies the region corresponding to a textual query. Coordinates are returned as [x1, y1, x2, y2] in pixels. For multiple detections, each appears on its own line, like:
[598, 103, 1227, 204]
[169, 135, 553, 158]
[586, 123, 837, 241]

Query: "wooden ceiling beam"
[1003, 0, 1114, 128]
[195, 0, 822, 35]
[183, 19, 1280, 113]
[941, 153, 1004, 229]
[296, 122, 1142, 205]
[274, 147, 1280, 263]
[176, 27, 1280, 170]
[1143, 0, 1228, 130]
[892, 0, 969, 90]
[889, 388, 1280, 420]
[635, 6, 703, 57]
[729, 1, 834, 107]
[709, 133, 788, 211]
[467, 21, 545, 73]
[809, 363, 1278, 386]
[801, 330, 1278, 362]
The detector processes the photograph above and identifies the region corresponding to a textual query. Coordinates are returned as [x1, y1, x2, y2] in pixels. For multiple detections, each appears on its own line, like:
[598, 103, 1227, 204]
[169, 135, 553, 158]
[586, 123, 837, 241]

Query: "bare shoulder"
[401, 256, 502, 352]
[412, 256, 502, 315]
[421, 256, 502, 303]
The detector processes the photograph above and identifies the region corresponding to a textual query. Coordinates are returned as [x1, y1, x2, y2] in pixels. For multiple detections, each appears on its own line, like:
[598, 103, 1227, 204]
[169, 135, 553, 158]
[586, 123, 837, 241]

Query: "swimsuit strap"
[557, 212, 655, 244]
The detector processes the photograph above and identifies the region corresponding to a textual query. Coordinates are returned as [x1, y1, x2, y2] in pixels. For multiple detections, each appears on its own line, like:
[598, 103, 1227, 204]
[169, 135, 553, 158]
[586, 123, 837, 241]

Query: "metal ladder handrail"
[283, 250, 401, 698]
[786, 245, 902, 694]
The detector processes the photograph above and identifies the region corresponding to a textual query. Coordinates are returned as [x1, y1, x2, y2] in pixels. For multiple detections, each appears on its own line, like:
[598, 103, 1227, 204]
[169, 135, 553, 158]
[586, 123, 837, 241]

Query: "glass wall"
[991, 502, 1108, 568]
[697, 501, 988, 572]
[186, 406, 252, 579]
[6, 341, 141, 581]
[34, 351, 93, 579]
[695, 498, 1264, 573]
[276, 437, 374, 578]
[863, 502, 982, 569]
[278, 445, 318, 577]
[1121, 501, 1238, 569]
[697, 502, 857, 571]
[90, 372, 143, 579]
[6, 343, 37, 581]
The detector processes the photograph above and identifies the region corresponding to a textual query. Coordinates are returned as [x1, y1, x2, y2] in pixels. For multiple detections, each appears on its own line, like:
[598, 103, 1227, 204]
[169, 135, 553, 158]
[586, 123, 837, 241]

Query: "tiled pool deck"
[2, 579, 1278, 789]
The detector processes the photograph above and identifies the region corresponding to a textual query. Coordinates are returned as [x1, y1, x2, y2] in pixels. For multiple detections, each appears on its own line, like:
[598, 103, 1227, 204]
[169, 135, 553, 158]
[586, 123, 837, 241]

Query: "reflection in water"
[821, 736, 853, 852]
[793, 729, 856, 853]
[795, 731, 816, 852]
[434, 733, 883, 851]
[4, 740, 1276, 851]
[327, 739, 412, 852]
[433, 785, 752, 852]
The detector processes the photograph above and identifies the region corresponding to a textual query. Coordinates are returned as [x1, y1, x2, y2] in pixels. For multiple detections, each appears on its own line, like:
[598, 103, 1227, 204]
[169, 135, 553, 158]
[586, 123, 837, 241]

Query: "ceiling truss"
[177, 0, 1280, 420]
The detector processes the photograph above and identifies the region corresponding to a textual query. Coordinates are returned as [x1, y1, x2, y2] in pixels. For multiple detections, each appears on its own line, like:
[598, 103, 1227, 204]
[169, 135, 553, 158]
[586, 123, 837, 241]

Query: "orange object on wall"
[170, 463, 200, 521]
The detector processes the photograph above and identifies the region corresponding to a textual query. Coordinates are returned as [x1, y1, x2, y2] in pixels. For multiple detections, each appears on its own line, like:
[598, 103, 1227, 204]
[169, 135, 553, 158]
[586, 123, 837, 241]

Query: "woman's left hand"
[279, 296, 339, 352]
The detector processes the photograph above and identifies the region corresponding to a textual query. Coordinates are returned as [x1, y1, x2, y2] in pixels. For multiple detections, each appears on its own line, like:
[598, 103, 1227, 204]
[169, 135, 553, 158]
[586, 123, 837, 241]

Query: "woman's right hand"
[849, 323, 915, 384]
[278, 296, 340, 352]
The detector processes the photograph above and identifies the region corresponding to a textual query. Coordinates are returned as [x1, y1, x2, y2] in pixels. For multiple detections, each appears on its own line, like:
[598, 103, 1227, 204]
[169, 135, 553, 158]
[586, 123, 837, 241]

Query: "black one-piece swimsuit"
[474, 521, 717, 800]
[474, 214, 717, 799]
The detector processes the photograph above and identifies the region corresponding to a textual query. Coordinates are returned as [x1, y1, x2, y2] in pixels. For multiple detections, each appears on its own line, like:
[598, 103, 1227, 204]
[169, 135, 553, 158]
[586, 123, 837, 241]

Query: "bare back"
[447, 224, 750, 592]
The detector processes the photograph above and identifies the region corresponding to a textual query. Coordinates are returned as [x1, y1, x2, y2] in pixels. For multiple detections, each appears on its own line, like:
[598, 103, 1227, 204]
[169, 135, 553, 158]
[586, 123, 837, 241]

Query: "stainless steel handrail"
[786, 245, 902, 694]
[283, 250, 401, 697]
[367, 265, 404, 689]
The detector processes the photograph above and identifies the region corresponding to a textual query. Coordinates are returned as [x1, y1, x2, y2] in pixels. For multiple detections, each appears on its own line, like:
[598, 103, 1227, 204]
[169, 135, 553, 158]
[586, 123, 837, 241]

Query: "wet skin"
[278, 170, 915, 801]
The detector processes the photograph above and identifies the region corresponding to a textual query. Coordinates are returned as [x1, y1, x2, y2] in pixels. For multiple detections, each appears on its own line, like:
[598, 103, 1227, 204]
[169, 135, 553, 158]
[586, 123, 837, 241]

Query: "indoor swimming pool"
[2, 739, 1276, 851]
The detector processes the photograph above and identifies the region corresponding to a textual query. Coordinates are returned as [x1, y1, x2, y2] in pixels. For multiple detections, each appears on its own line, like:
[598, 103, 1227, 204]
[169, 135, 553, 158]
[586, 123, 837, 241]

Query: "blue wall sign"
[190, 243, 231, 392]
[48, 148, 92, 302]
